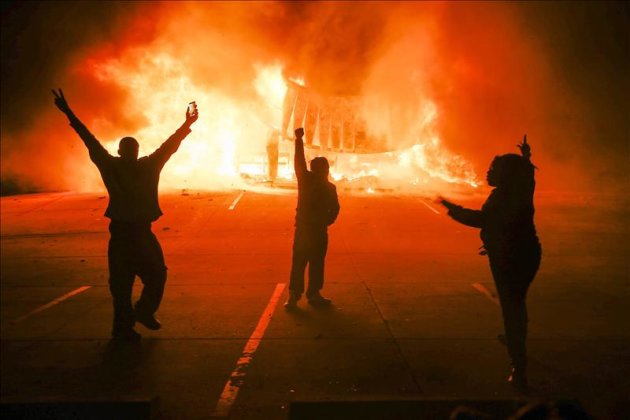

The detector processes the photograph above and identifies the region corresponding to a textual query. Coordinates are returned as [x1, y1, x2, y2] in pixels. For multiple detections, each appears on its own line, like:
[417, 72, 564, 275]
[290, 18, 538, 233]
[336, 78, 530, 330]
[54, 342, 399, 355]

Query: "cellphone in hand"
[188, 101, 197, 115]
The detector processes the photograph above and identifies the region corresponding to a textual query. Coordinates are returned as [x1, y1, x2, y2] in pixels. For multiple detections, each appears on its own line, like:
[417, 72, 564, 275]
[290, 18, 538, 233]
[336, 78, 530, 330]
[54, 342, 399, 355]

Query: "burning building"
[282, 79, 382, 153]
[236, 71, 480, 193]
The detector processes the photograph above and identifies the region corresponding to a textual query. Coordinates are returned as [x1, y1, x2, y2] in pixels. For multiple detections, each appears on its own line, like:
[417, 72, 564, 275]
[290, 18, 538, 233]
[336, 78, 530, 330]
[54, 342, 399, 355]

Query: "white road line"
[228, 191, 245, 210]
[419, 199, 440, 214]
[472, 282, 499, 306]
[211, 283, 286, 417]
[10, 286, 92, 324]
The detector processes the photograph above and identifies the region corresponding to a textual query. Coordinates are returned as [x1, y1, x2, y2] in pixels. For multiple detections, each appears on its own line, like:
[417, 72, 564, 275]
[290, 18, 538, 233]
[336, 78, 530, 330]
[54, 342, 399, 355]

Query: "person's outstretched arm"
[149, 103, 199, 168]
[51, 89, 111, 165]
[439, 198, 484, 228]
[294, 127, 307, 181]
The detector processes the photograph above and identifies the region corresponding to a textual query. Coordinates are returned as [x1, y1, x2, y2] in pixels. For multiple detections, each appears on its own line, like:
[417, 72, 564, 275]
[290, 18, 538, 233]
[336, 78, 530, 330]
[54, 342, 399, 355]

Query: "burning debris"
[265, 78, 479, 191]
[281, 79, 384, 153]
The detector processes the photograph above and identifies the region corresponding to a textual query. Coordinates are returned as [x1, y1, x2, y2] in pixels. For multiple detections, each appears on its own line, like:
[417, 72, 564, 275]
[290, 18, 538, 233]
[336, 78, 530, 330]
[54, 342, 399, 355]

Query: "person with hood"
[285, 127, 340, 309]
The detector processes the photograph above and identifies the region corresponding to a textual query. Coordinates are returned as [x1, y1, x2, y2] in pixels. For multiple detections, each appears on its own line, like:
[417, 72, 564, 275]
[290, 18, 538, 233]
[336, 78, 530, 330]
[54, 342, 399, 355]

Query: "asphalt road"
[1, 189, 628, 419]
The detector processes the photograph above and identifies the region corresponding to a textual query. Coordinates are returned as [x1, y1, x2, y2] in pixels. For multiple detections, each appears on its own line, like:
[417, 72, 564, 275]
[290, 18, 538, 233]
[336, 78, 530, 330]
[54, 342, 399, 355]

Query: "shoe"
[284, 293, 300, 309]
[508, 366, 528, 391]
[307, 293, 332, 307]
[135, 310, 162, 330]
[112, 328, 142, 341]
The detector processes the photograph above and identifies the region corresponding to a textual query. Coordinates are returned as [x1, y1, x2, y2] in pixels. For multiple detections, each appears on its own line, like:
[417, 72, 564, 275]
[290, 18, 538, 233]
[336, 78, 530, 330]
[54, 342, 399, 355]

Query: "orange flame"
[87, 49, 477, 193]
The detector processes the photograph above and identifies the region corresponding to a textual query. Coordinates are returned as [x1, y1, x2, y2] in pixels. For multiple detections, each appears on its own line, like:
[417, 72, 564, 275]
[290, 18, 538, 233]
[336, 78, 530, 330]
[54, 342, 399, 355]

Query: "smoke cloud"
[1, 1, 627, 194]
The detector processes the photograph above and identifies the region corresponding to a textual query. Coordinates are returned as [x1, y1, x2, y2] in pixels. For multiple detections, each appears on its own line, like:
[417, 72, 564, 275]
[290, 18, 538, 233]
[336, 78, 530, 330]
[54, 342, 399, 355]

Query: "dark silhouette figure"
[285, 127, 340, 309]
[52, 89, 199, 341]
[440, 136, 541, 390]
[266, 129, 280, 184]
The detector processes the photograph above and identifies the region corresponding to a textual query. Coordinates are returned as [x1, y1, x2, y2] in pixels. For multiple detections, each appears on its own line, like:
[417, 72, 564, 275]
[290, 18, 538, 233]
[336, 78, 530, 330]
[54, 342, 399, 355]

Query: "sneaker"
[284, 293, 300, 309]
[135, 310, 162, 330]
[112, 327, 142, 341]
[307, 293, 332, 307]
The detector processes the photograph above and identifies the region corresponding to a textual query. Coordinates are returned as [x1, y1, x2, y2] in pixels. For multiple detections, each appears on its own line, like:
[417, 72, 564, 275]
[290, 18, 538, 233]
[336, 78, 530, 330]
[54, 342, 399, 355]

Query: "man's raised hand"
[517, 134, 531, 159]
[185, 102, 199, 126]
[295, 127, 304, 140]
[438, 196, 456, 211]
[51, 88, 70, 113]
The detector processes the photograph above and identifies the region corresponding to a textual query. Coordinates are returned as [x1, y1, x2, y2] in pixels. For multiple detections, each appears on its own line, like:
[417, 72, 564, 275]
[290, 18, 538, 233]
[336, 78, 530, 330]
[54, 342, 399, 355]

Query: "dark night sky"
[1, 1, 628, 193]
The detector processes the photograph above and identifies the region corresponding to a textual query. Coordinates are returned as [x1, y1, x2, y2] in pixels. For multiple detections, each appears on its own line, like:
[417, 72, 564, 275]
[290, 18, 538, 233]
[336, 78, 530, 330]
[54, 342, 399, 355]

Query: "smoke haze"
[1, 1, 628, 194]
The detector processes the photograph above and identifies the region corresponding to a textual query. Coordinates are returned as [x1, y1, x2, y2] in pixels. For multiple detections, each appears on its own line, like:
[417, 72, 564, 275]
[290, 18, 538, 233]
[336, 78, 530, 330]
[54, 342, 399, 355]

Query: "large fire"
[89, 50, 478, 193]
[91, 53, 286, 190]
[2, 2, 625, 197]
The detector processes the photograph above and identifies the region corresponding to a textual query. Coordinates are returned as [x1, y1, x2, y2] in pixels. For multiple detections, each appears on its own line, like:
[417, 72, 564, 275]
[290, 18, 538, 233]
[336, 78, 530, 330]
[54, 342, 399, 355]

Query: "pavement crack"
[361, 281, 423, 394]
[339, 228, 423, 393]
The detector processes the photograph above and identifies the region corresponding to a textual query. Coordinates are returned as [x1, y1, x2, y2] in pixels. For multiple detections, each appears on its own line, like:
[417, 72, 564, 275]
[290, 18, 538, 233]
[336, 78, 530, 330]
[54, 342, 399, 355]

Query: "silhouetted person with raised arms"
[52, 89, 199, 341]
[439, 136, 541, 390]
[285, 127, 340, 309]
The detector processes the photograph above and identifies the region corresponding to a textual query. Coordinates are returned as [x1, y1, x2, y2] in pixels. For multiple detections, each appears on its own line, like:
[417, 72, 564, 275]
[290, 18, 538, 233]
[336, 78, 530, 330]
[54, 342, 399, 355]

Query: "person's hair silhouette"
[285, 127, 340, 309]
[118, 137, 140, 161]
[310, 156, 330, 179]
[440, 135, 541, 390]
[52, 89, 199, 341]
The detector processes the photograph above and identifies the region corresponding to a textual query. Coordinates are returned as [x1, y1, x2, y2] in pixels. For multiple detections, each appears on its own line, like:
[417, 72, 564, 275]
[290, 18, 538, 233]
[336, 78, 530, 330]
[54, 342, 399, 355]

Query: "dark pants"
[108, 221, 167, 333]
[490, 243, 541, 368]
[289, 226, 328, 297]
